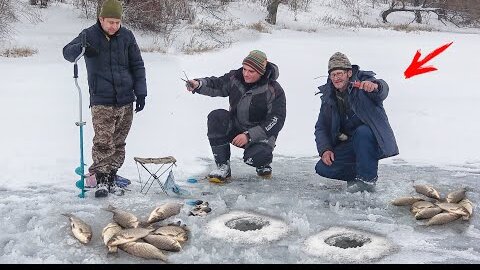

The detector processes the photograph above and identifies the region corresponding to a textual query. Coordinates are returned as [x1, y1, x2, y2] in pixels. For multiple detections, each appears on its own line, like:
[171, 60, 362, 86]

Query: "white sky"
[0, 0, 479, 264]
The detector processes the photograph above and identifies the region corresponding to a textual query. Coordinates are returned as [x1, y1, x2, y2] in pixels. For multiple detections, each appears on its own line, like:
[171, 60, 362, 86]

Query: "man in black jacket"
[63, 0, 147, 197]
[186, 50, 286, 183]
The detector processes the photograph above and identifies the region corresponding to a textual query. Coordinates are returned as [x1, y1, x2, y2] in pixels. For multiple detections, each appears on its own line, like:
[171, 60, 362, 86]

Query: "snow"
[0, 0, 479, 264]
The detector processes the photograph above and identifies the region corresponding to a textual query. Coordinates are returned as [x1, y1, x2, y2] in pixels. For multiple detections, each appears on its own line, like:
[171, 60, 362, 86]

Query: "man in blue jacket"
[185, 50, 286, 183]
[63, 0, 147, 198]
[314, 52, 398, 193]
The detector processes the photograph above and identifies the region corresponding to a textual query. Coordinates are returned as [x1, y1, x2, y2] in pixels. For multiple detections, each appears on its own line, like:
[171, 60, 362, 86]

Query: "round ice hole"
[225, 217, 270, 232]
[324, 233, 371, 249]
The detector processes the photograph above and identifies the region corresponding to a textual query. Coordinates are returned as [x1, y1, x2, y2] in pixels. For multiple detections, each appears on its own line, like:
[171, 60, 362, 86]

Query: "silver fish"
[153, 225, 189, 243]
[119, 241, 168, 261]
[458, 199, 474, 220]
[107, 227, 154, 246]
[414, 184, 441, 200]
[391, 196, 424, 206]
[410, 201, 435, 214]
[102, 205, 140, 229]
[435, 202, 470, 217]
[415, 206, 443, 220]
[101, 222, 123, 253]
[426, 212, 461, 226]
[62, 213, 92, 244]
[446, 188, 467, 203]
[147, 202, 183, 224]
[143, 234, 182, 252]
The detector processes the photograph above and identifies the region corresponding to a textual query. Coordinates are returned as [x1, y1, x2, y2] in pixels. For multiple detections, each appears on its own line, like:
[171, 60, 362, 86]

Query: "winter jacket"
[314, 65, 399, 159]
[196, 62, 286, 148]
[63, 20, 147, 107]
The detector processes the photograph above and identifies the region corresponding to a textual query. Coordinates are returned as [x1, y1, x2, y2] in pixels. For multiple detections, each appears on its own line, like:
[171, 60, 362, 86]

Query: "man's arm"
[62, 31, 84, 63]
[357, 70, 389, 104]
[366, 79, 389, 103]
[314, 105, 332, 156]
[128, 32, 147, 98]
[194, 70, 238, 97]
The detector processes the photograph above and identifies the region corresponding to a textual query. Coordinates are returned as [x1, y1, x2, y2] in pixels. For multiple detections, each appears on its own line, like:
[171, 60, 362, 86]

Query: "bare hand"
[358, 81, 378, 92]
[186, 79, 199, 92]
[321, 150, 335, 166]
[232, 134, 249, 148]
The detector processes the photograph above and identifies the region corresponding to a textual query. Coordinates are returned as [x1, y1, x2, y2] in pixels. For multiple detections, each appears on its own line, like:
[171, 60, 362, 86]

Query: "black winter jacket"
[196, 62, 286, 148]
[63, 20, 147, 107]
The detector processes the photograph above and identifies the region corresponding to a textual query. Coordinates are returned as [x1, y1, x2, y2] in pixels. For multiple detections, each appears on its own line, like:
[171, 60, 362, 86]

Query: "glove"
[84, 42, 98, 57]
[135, 96, 145, 113]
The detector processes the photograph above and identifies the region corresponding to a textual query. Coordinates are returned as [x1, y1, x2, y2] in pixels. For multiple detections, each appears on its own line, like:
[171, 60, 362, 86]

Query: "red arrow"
[404, 42, 453, 79]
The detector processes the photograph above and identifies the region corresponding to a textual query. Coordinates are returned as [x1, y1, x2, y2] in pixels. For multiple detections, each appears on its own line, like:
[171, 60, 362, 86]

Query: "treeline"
[1, 0, 479, 43]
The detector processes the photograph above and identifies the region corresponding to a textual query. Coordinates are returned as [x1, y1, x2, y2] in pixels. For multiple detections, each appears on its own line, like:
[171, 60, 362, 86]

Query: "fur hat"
[242, 50, 268, 75]
[328, 52, 352, 74]
[99, 0, 123, 19]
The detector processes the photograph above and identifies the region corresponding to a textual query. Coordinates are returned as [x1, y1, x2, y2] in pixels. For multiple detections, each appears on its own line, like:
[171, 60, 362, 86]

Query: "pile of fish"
[62, 202, 189, 262]
[391, 184, 474, 226]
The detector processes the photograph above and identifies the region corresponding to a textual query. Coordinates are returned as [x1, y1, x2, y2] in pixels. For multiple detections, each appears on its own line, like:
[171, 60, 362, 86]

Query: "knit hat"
[99, 0, 123, 19]
[242, 50, 268, 75]
[328, 52, 352, 74]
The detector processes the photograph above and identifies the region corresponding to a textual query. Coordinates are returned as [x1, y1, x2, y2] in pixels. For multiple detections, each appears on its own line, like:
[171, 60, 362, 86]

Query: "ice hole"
[324, 233, 372, 249]
[225, 216, 270, 232]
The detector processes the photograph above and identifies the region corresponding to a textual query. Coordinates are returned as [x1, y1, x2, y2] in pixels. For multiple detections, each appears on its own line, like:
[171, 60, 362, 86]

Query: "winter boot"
[208, 161, 231, 183]
[346, 177, 376, 193]
[107, 170, 125, 196]
[208, 144, 231, 183]
[256, 165, 272, 178]
[94, 173, 109, 198]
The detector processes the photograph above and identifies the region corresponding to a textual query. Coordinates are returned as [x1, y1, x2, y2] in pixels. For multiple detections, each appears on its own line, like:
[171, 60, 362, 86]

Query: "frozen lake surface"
[1, 156, 479, 263]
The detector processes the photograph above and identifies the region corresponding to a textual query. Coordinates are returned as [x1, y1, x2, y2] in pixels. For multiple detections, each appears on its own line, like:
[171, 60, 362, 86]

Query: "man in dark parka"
[314, 52, 398, 193]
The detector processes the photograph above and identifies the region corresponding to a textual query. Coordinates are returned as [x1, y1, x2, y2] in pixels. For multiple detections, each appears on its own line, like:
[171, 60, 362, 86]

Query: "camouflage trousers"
[88, 104, 133, 175]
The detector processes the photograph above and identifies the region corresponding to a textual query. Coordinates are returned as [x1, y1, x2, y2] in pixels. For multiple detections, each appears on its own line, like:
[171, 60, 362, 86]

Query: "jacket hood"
[265, 62, 279, 81]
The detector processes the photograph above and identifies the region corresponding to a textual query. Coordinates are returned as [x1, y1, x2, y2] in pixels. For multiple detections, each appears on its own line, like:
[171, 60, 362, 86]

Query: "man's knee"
[243, 144, 273, 167]
[207, 109, 229, 126]
[207, 109, 230, 139]
[354, 125, 374, 140]
[315, 160, 356, 181]
[315, 160, 331, 177]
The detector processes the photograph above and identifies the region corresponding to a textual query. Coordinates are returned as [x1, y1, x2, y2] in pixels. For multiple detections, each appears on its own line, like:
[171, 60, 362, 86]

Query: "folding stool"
[134, 156, 177, 195]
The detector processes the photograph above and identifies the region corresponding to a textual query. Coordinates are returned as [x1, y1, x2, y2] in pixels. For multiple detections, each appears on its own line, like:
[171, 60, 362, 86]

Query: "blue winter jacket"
[63, 20, 147, 106]
[314, 65, 399, 159]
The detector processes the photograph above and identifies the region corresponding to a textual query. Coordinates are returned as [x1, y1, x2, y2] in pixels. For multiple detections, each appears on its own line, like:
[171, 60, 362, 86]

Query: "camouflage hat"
[99, 0, 123, 19]
[243, 50, 268, 75]
[328, 52, 352, 74]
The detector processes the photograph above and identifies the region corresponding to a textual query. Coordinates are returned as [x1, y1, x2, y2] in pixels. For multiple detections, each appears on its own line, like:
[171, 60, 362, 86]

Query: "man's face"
[242, 64, 262, 84]
[99, 17, 121, 36]
[330, 69, 352, 91]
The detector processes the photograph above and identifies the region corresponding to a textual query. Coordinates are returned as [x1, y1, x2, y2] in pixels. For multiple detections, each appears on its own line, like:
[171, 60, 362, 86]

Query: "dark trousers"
[207, 109, 273, 168]
[315, 125, 379, 183]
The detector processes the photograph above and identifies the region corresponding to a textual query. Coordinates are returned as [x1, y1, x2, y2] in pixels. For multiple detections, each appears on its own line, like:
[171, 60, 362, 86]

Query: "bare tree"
[123, 0, 193, 33]
[381, 0, 479, 27]
[381, 0, 442, 24]
[265, 0, 281, 25]
[29, 0, 48, 8]
[0, 0, 15, 40]
[1, 0, 42, 41]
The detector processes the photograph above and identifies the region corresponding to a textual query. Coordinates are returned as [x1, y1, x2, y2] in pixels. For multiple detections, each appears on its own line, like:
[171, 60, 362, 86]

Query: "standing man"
[314, 52, 398, 193]
[185, 50, 286, 183]
[63, 0, 147, 197]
